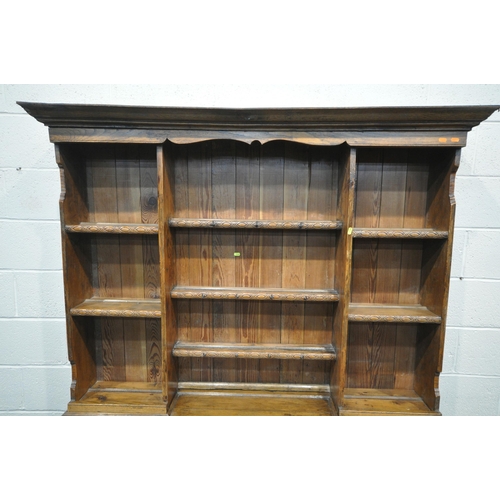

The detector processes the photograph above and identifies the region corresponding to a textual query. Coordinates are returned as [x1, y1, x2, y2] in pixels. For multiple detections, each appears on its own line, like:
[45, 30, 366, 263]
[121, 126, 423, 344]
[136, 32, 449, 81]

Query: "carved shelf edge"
[172, 342, 336, 361]
[348, 304, 442, 324]
[171, 286, 340, 302]
[66, 223, 159, 234]
[352, 228, 448, 239]
[348, 314, 442, 324]
[169, 218, 342, 230]
[70, 298, 161, 318]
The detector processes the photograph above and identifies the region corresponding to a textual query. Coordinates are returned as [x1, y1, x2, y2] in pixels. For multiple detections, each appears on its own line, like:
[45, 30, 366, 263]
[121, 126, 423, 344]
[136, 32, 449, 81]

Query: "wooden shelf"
[340, 389, 440, 416]
[169, 218, 342, 230]
[348, 304, 441, 323]
[65, 223, 159, 234]
[169, 389, 334, 416]
[70, 298, 161, 318]
[65, 381, 166, 415]
[171, 286, 339, 302]
[352, 228, 448, 239]
[173, 342, 336, 360]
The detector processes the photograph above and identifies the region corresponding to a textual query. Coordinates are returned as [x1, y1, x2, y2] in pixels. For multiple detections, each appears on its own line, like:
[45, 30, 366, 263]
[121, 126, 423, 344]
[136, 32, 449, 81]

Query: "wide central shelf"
[169, 389, 334, 416]
[170, 286, 340, 302]
[169, 218, 342, 230]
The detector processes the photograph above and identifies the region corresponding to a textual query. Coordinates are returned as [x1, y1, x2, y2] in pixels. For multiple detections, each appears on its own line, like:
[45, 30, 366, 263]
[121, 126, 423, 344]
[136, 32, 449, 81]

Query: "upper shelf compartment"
[354, 148, 458, 234]
[57, 143, 158, 229]
[171, 140, 342, 225]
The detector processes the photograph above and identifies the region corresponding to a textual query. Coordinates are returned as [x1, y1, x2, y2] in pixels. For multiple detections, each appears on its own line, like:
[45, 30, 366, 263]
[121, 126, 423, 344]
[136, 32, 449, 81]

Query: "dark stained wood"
[56, 145, 96, 401]
[27, 103, 496, 415]
[19, 101, 498, 130]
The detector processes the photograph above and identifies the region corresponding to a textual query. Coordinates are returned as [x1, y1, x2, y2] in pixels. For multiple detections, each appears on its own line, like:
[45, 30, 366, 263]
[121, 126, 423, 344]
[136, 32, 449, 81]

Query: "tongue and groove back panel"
[173, 141, 340, 384]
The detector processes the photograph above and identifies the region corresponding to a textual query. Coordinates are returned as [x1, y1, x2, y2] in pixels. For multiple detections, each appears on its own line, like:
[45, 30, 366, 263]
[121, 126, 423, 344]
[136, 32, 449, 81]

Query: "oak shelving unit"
[19, 102, 498, 416]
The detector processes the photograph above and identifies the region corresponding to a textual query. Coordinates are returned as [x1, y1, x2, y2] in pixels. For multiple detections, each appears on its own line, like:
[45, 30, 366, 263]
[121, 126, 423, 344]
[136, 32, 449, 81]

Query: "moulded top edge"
[17, 101, 500, 131]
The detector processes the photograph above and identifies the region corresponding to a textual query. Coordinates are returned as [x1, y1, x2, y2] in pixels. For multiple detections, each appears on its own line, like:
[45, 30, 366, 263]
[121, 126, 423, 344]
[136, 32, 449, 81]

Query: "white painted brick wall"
[1, 84, 499, 415]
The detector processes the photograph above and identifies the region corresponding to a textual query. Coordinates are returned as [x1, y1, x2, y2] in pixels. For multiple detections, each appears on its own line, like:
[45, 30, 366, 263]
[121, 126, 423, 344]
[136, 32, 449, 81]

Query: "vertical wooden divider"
[331, 145, 356, 412]
[158, 143, 178, 409]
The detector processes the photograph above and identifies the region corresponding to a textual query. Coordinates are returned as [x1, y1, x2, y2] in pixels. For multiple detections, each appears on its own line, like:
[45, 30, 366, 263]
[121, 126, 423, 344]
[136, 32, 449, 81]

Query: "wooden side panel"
[56, 145, 95, 401]
[417, 149, 460, 410]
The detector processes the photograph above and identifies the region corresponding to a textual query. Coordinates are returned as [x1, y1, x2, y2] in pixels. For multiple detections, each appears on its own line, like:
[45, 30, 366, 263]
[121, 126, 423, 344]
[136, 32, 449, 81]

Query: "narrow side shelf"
[169, 218, 343, 230]
[348, 304, 441, 323]
[65, 223, 159, 234]
[173, 342, 336, 360]
[171, 286, 339, 302]
[65, 381, 166, 415]
[352, 228, 448, 239]
[70, 298, 162, 318]
[340, 389, 440, 416]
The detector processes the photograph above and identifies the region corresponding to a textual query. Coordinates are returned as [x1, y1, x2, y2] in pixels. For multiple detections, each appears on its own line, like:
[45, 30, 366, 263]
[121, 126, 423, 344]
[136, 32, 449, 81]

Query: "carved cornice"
[17, 102, 500, 132]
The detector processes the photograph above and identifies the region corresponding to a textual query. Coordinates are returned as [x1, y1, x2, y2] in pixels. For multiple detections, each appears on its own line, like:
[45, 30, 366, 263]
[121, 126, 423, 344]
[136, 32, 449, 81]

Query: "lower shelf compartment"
[169, 389, 335, 416]
[65, 381, 167, 415]
[340, 389, 440, 416]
